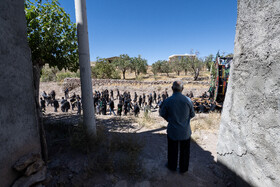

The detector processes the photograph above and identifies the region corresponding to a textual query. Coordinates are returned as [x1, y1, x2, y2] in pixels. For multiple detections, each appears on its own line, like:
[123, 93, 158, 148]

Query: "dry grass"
[137, 110, 157, 129]
[191, 112, 221, 133]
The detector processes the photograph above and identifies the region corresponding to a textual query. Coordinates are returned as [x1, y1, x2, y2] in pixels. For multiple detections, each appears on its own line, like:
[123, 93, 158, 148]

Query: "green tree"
[205, 54, 214, 71]
[151, 60, 162, 75]
[91, 58, 120, 79]
[171, 59, 183, 76]
[181, 57, 191, 75]
[160, 60, 172, 76]
[25, 0, 78, 96]
[130, 55, 148, 77]
[113, 54, 131, 79]
[190, 57, 204, 81]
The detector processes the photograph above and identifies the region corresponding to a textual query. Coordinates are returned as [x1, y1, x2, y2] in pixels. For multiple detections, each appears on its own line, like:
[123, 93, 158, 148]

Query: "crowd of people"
[40, 88, 221, 116]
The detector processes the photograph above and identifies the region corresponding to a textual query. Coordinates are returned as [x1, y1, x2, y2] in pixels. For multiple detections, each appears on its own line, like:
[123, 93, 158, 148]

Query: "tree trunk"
[194, 68, 200, 81]
[123, 70, 126, 79]
[33, 64, 48, 162]
[185, 69, 188, 75]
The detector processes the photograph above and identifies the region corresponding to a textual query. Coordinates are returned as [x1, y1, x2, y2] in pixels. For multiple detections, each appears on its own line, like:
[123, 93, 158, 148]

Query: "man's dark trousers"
[167, 136, 191, 173]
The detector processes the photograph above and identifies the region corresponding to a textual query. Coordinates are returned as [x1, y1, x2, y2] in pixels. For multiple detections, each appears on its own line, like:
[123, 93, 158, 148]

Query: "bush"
[41, 65, 80, 82]
[56, 71, 78, 82]
[40, 66, 57, 82]
[92, 58, 121, 79]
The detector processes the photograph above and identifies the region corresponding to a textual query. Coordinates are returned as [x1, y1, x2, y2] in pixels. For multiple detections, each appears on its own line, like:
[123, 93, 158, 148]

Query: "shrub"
[91, 58, 121, 79]
[56, 71, 79, 82]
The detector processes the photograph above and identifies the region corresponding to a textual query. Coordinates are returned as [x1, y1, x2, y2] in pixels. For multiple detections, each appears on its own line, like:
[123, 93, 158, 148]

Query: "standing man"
[77, 98, 82, 115]
[153, 91, 157, 104]
[159, 81, 195, 173]
[109, 99, 116, 115]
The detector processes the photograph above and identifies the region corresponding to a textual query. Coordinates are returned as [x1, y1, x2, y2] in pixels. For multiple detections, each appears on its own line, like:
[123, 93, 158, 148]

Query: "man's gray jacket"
[160, 92, 195, 141]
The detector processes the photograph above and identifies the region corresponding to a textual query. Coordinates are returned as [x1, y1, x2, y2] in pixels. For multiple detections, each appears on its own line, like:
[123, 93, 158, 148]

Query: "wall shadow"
[43, 114, 251, 187]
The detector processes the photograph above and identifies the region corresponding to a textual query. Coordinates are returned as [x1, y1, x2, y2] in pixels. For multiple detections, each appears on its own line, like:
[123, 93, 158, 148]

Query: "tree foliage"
[113, 54, 131, 79]
[152, 60, 171, 76]
[151, 60, 162, 75]
[91, 58, 120, 79]
[130, 55, 148, 76]
[25, 0, 79, 71]
[190, 57, 204, 81]
[171, 59, 183, 76]
[181, 57, 191, 75]
[204, 54, 214, 71]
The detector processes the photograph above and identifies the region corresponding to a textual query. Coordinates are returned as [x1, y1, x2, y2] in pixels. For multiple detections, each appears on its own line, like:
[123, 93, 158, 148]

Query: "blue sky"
[57, 0, 237, 64]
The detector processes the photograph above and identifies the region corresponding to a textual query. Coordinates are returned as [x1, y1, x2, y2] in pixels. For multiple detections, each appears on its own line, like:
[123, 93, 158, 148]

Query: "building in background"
[168, 54, 196, 62]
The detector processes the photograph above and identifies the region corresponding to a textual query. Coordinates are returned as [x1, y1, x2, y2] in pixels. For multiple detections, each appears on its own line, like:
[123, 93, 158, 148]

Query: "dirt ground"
[40, 81, 231, 187]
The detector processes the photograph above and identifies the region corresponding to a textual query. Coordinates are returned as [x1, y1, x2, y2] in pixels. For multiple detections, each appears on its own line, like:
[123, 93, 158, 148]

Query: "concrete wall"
[217, 0, 280, 186]
[0, 1, 41, 186]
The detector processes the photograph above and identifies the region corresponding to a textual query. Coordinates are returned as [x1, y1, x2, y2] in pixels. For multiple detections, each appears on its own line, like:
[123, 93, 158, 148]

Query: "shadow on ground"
[43, 114, 250, 187]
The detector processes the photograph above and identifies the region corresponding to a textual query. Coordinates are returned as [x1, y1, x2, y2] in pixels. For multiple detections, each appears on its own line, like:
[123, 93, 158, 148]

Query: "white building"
[168, 54, 196, 62]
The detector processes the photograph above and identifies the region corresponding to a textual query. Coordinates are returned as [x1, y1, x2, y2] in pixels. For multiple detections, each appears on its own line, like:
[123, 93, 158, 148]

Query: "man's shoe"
[165, 163, 176, 172]
[179, 169, 188, 175]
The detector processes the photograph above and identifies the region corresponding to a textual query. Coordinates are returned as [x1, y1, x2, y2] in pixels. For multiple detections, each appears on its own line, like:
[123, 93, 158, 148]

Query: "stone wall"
[217, 1, 280, 187]
[0, 1, 41, 186]
[63, 78, 209, 91]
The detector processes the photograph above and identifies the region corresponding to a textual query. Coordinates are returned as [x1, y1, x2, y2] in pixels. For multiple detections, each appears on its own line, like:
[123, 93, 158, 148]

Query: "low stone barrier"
[63, 78, 210, 91]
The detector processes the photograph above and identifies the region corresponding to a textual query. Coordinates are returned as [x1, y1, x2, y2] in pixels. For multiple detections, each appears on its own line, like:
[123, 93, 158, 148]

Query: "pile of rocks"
[12, 153, 46, 187]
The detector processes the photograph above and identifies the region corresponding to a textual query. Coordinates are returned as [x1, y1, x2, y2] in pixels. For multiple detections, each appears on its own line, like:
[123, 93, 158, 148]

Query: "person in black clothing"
[142, 93, 146, 105]
[153, 91, 157, 104]
[148, 94, 153, 108]
[93, 94, 98, 111]
[189, 91, 194, 98]
[70, 93, 76, 110]
[101, 97, 107, 115]
[64, 88, 69, 99]
[117, 102, 123, 116]
[124, 98, 129, 115]
[40, 97, 46, 112]
[210, 100, 217, 112]
[158, 94, 161, 102]
[50, 90, 56, 100]
[109, 99, 116, 115]
[162, 92, 166, 101]
[53, 99, 59, 112]
[134, 92, 138, 102]
[61, 99, 70, 112]
[77, 99, 81, 115]
[117, 89, 120, 100]
[198, 103, 206, 113]
[133, 102, 140, 117]
[138, 95, 143, 108]
[110, 90, 114, 100]
[202, 92, 208, 98]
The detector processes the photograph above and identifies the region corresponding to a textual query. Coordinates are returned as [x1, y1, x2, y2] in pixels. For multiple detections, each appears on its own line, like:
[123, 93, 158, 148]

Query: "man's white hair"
[172, 81, 184, 92]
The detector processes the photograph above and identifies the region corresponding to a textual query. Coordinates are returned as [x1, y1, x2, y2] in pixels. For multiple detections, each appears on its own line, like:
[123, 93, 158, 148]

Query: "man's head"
[172, 81, 184, 93]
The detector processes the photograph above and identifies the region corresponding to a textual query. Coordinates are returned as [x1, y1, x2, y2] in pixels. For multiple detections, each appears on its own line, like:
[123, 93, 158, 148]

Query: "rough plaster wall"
[0, 0, 41, 186]
[217, 0, 280, 187]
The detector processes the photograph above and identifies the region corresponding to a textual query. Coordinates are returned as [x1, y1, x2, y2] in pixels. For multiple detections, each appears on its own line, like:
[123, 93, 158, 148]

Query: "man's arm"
[159, 101, 168, 121]
[187, 97, 195, 119]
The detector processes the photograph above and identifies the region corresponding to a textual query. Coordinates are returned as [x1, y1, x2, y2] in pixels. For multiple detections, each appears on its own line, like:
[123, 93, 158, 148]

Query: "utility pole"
[74, 0, 96, 137]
